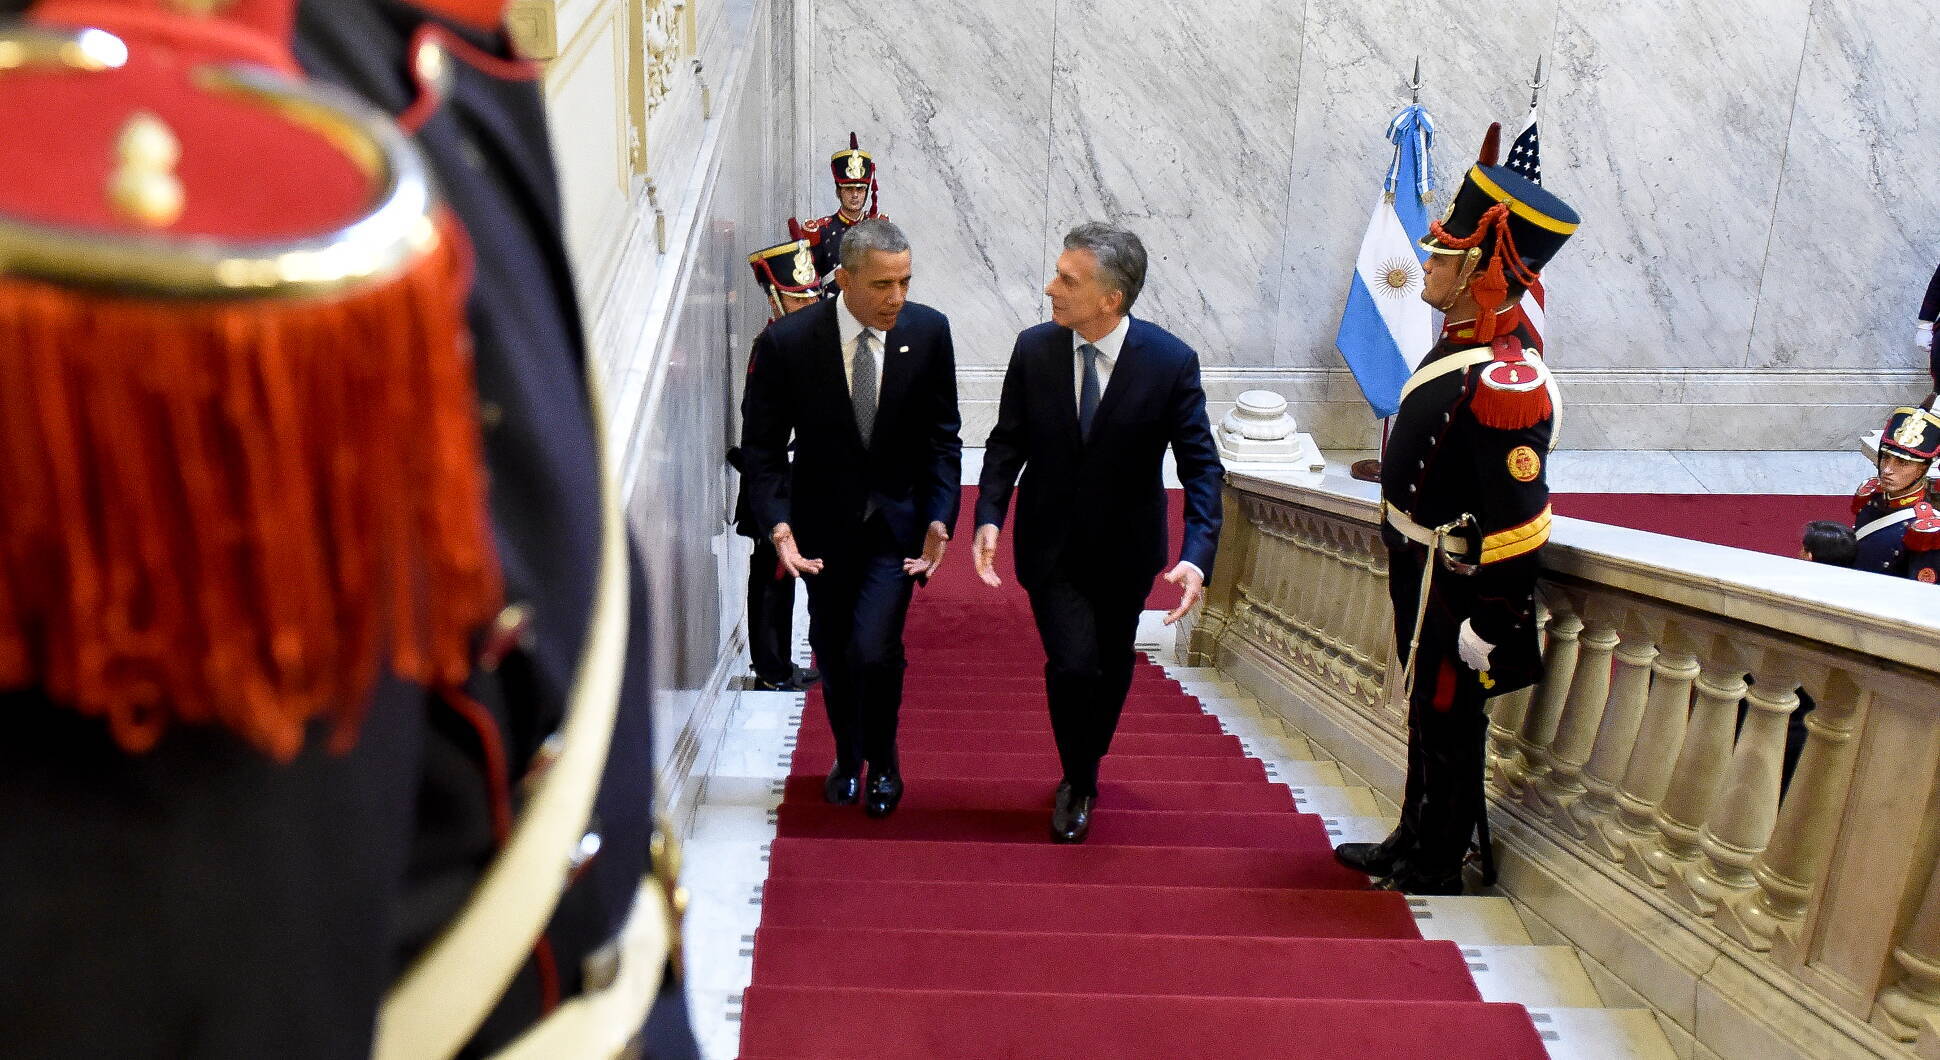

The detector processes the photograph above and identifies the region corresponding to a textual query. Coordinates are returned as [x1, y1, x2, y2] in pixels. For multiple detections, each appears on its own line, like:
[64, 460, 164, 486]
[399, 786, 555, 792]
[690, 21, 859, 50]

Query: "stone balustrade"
[1185, 469, 1940, 1059]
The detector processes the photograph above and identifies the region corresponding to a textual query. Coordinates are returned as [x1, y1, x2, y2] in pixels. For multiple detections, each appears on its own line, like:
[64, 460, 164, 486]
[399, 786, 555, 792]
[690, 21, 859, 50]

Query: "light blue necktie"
[1078, 342, 1101, 439]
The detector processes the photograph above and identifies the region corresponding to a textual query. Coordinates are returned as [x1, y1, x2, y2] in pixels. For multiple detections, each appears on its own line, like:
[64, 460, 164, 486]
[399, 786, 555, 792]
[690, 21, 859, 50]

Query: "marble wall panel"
[1538, 0, 1811, 369]
[1042, 0, 1306, 365]
[1747, 0, 1940, 371]
[1272, 0, 1559, 371]
[808, 0, 1057, 365]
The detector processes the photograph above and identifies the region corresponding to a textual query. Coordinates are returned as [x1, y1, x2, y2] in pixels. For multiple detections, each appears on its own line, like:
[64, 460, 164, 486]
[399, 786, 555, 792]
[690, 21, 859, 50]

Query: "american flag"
[1504, 108, 1541, 183]
[1504, 107, 1547, 349]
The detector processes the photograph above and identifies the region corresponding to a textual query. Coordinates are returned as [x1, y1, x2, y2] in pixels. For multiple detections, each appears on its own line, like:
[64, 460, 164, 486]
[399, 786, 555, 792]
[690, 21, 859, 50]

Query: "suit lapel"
[814, 302, 865, 452]
[871, 317, 916, 454]
[1087, 319, 1142, 442]
[1051, 326, 1082, 452]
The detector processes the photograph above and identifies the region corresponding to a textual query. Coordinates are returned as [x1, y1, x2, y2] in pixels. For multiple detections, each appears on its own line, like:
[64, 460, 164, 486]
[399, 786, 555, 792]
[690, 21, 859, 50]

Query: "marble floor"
[964, 446, 1880, 496]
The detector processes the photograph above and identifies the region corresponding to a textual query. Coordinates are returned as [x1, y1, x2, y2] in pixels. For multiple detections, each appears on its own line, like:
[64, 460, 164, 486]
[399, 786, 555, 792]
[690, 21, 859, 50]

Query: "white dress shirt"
[1071, 314, 1203, 584]
[835, 296, 886, 404]
[1072, 312, 1131, 413]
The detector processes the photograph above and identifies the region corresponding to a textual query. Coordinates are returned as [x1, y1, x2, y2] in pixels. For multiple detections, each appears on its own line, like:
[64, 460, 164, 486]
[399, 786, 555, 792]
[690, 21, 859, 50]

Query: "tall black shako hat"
[830, 131, 881, 217]
[1881, 402, 1940, 463]
[747, 237, 823, 319]
[1422, 123, 1581, 342]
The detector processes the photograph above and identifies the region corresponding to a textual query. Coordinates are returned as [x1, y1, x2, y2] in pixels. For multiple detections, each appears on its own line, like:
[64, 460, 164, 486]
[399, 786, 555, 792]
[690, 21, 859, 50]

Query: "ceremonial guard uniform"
[732, 239, 825, 690]
[1851, 405, 1940, 583]
[1335, 126, 1580, 895]
[0, 2, 694, 1057]
[788, 131, 883, 291]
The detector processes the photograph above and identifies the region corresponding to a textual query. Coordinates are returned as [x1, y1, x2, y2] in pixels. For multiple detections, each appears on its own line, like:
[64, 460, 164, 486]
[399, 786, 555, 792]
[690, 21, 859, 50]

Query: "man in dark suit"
[740, 218, 963, 818]
[973, 222, 1224, 843]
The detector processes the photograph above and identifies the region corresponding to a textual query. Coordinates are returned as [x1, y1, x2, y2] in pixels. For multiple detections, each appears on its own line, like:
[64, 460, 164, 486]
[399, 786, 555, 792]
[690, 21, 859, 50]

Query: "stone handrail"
[1185, 469, 1940, 1058]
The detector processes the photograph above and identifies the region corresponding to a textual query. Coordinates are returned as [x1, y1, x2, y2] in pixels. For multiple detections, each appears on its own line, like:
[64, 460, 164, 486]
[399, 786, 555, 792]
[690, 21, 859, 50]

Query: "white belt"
[1857, 507, 1918, 541]
[1382, 501, 1477, 704]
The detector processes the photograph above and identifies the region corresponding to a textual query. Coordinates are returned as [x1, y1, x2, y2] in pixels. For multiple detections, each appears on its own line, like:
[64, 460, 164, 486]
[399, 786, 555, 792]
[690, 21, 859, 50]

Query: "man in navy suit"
[741, 218, 963, 818]
[974, 223, 1224, 843]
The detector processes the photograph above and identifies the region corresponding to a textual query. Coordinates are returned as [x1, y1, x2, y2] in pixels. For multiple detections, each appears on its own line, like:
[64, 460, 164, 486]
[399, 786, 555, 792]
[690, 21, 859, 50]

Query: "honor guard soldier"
[1334, 124, 1580, 895]
[0, 2, 695, 1057]
[732, 239, 825, 691]
[788, 131, 883, 293]
[1851, 403, 1940, 583]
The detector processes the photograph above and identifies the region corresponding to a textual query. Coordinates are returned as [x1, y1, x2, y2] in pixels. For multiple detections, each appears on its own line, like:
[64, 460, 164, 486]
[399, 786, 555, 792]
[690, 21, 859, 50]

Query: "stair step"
[1526, 1006, 1679, 1060]
[1464, 945, 1603, 1007]
[1409, 896, 1535, 946]
[779, 775, 1298, 813]
[765, 837, 1370, 889]
[774, 804, 1325, 849]
[1287, 783, 1384, 816]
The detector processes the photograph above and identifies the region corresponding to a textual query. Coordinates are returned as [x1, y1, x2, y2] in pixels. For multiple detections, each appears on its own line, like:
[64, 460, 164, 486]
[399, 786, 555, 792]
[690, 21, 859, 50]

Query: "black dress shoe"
[863, 769, 903, 818]
[823, 763, 861, 805]
[1050, 787, 1093, 843]
[1369, 863, 1465, 896]
[793, 666, 821, 688]
[1334, 830, 1410, 877]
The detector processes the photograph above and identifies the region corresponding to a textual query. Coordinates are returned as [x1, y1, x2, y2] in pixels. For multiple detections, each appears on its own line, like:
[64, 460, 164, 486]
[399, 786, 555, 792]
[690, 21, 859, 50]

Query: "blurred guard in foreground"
[0, 1, 696, 1056]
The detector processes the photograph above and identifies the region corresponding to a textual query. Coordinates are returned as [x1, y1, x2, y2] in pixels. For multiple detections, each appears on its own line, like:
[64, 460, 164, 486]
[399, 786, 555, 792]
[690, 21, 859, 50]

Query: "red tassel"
[1908, 505, 1940, 551]
[0, 215, 500, 760]
[1853, 479, 1880, 516]
[1469, 371, 1553, 431]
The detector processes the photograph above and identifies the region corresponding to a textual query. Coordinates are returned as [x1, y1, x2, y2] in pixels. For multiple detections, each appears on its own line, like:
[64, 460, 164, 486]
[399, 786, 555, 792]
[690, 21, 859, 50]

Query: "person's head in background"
[1800, 521, 1857, 567]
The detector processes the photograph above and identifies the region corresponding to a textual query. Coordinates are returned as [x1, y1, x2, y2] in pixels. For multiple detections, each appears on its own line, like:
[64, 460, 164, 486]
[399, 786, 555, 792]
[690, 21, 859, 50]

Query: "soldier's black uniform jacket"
[0, 3, 694, 1057]
[798, 211, 859, 283]
[1381, 308, 1555, 699]
[1850, 478, 1940, 584]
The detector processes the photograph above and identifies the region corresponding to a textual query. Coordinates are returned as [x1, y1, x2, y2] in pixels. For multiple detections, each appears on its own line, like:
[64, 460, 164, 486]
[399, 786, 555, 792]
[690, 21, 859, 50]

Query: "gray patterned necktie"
[851, 330, 877, 444]
[1078, 342, 1102, 438]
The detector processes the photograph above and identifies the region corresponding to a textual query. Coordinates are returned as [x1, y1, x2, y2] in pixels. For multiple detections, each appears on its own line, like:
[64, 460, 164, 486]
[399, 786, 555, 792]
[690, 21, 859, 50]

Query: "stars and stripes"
[1504, 106, 1547, 349]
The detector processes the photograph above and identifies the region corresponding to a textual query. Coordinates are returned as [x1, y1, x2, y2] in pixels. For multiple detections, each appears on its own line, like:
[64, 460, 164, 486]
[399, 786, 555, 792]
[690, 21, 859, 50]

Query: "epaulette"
[0, 14, 498, 758]
[1468, 335, 1553, 431]
[1853, 478, 1881, 517]
[788, 215, 829, 245]
[1908, 503, 1940, 551]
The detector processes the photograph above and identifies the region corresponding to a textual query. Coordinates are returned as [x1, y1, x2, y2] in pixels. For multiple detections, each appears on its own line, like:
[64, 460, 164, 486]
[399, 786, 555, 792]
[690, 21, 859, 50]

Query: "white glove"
[1918, 321, 1934, 356]
[1457, 619, 1494, 672]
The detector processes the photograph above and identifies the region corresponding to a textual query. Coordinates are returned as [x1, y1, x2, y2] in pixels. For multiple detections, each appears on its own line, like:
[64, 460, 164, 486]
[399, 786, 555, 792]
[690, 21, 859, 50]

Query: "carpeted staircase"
[733, 540, 1556, 1058]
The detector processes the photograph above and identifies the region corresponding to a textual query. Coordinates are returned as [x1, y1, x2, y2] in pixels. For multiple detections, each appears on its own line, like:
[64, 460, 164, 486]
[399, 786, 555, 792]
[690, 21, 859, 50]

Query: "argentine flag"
[1335, 105, 1436, 419]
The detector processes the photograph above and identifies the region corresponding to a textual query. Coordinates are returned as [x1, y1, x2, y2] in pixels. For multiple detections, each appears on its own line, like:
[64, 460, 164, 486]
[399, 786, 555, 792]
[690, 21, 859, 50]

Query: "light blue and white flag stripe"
[1337, 105, 1437, 419]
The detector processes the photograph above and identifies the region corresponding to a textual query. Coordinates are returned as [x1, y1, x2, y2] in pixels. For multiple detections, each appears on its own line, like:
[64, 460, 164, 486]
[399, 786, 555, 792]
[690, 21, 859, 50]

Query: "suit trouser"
[1027, 571, 1147, 797]
[804, 518, 915, 770]
[745, 536, 796, 684]
[1388, 544, 1491, 877]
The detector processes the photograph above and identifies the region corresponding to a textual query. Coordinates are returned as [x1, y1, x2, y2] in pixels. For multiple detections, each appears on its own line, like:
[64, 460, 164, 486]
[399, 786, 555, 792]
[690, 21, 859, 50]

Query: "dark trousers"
[1027, 572, 1147, 797]
[804, 519, 915, 770]
[746, 537, 796, 684]
[1388, 545, 1491, 876]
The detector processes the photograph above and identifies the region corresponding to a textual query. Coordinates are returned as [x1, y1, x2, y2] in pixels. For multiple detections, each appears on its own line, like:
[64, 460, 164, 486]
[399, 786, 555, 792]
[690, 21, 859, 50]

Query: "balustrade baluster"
[1529, 607, 1619, 817]
[1506, 608, 1582, 797]
[1351, 538, 1389, 708]
[1669, 654, 1799, 917]
[1875, 848, 1940, 1041]
[1565, 629, 1657, 843]
[1719, 671, 1862, 953]
[1637, 650, 1745, 888]
[1601, 636, 1699, 871]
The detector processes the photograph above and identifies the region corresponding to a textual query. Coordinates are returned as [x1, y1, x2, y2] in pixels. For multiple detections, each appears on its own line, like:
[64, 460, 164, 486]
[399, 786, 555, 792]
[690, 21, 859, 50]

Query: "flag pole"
[1527, 55, 1545, 110]
[1353, 59, 1425, 484]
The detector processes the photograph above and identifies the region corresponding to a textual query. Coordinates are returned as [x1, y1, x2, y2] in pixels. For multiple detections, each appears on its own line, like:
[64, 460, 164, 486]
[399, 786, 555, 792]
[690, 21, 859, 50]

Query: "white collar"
[835, 295, 885, 350]
[1072, 313, 1131, 363]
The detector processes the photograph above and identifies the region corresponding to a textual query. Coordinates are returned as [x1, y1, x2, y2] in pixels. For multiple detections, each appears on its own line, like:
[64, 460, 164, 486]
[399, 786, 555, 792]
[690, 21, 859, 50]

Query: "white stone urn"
[1215, 389, 1325, 471]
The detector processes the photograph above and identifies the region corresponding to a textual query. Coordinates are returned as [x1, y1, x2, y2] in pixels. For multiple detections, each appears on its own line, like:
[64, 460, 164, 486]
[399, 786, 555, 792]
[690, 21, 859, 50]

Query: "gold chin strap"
[1436, 247, 1483, 313]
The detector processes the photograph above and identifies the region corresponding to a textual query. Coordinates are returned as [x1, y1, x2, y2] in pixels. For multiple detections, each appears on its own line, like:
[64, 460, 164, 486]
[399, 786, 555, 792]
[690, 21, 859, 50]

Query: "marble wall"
[553, 0, 797, 818]
[798, 0, 1940, 449]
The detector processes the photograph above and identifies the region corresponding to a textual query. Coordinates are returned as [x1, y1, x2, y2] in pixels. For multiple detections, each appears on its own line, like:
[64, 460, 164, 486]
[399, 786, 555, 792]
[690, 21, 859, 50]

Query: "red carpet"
[1553, 493, 1849, 558]
[736, 499, 1548, 1058]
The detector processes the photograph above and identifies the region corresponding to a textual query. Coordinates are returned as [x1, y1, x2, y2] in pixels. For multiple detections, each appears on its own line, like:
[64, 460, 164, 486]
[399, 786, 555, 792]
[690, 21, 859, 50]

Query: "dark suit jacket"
[741, 298, 963, 557]
[976, 317, 1224, 592]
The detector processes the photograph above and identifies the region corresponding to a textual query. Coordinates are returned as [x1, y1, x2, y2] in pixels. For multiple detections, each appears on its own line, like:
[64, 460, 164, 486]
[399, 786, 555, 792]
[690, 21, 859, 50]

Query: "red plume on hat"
[0, 1, 499, 760]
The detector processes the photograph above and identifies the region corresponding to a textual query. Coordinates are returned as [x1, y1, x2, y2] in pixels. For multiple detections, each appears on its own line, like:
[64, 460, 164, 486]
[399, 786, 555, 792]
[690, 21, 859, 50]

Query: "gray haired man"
[974, 223, 1225, 842]
[740, 218, 964, 818]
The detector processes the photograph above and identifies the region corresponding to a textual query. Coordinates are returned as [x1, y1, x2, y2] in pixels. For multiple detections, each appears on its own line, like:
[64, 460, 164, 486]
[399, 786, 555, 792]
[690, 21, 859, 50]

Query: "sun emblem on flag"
[1374, 256, 1421, 299]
